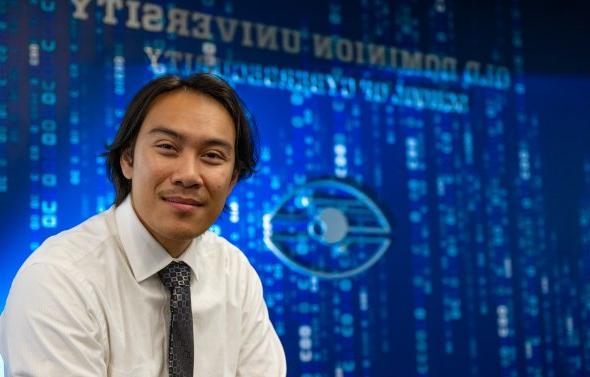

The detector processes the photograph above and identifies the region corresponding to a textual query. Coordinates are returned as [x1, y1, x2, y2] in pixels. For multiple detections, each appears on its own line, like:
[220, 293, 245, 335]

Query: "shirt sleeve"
[237, 266, 287, 377]
[0, 262, 107, 376]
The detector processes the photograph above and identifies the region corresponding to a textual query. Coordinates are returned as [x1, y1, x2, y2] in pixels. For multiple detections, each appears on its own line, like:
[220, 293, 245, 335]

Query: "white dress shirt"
[0, 196, 286, 376]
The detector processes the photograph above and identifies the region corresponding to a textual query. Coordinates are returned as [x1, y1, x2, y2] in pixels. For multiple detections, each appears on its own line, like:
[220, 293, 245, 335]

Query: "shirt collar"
[114, 195, 201, 283]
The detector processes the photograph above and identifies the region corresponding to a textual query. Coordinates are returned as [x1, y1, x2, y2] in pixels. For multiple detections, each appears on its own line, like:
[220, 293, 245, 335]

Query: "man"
[0, 73, 286, 376]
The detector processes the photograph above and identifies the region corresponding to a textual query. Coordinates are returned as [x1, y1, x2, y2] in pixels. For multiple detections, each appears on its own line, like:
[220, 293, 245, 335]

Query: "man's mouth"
[162, 196, 204, 207]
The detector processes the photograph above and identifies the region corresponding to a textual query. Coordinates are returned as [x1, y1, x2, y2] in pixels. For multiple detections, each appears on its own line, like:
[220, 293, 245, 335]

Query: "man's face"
[121, 90, 237, 256]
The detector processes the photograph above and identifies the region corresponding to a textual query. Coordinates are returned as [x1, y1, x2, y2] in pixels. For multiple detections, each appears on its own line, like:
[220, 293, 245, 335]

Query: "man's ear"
[229, 169, 239, 189]
[120, 149, 134, 179]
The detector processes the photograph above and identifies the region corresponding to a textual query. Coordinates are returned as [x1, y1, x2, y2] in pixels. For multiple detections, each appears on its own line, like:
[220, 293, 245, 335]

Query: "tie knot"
[158, 261, 191, 290]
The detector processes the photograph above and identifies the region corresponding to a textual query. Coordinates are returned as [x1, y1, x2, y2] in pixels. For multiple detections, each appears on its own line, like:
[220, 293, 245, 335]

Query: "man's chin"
[165, 226, 206, 242]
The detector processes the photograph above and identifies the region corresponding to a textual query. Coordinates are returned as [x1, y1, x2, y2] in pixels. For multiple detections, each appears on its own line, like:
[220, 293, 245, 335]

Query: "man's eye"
[156, 143, 175, 151]
[203, 152, 223, 160]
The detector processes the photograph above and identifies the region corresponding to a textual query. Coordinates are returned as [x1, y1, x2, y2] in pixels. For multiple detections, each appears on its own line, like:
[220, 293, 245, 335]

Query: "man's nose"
[171, 154, 203, 188]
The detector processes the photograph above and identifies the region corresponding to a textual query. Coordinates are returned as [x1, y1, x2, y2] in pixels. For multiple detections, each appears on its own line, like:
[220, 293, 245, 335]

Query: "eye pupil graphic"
[264, 180, 392, 279]
[309, 207, 349, 244]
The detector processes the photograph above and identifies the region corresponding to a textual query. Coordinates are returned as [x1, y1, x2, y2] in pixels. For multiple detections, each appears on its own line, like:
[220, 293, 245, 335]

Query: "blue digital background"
[1, 1, 589, 376]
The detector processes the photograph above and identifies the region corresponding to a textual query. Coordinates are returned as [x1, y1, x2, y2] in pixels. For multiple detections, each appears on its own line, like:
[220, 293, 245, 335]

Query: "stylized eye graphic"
[263, 179, 392, 279]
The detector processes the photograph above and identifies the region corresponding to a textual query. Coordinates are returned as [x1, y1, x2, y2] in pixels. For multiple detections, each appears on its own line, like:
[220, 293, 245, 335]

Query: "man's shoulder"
[199, 231, 259, 275]
[200, 230, 247, 259]
[6, 207, 123, 316]
[23, 207, 119, 270]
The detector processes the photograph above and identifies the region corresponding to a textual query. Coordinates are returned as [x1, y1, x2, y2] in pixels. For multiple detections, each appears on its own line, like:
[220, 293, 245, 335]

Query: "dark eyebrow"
[201, 138, 234, 153]
[148, 127, 182, 140]
[148, 126, 234, 153]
